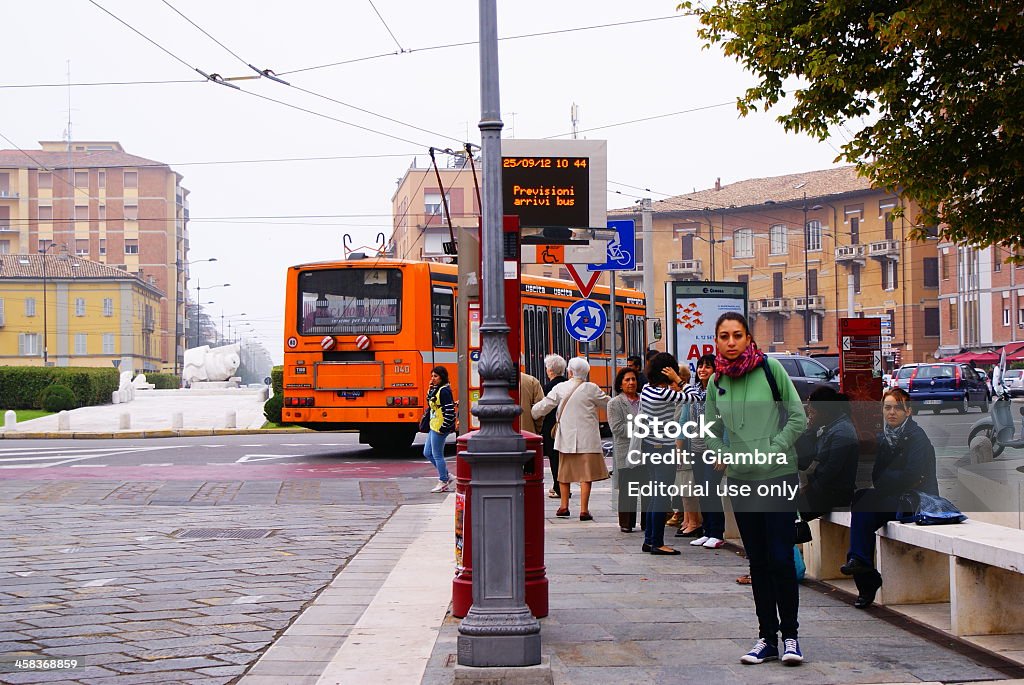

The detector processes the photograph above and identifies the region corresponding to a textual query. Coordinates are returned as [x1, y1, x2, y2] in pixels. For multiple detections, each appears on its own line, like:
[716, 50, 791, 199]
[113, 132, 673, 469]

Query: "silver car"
[1002, 368, 1024, 398]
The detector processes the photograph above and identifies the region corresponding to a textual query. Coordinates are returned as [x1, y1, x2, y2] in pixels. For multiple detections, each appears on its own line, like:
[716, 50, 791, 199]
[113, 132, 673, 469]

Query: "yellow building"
[0, 253, 164, 371]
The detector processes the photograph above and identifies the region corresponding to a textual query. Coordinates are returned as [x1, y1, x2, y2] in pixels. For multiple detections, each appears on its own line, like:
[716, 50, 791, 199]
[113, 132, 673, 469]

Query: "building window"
[1019, 308, 1024, 327]
[809, 314, 821, 343]
[0, 298, 4, 324]
[123, 171, 138, 189]
[808, 268, 818, 296]
[634, 237, 643, 268]
[124, 205, 138, 221]
[737, 274, 749, 284]
[103, 298, 114, 316]
[38, 205, 52, 222]
[941, 252, 950, 280]
[74, 333, 88, 355]
[38, 172, 52, 189]
[0, 240, 8, 254]
[25, 297, 36, 317]
[1004, 308, 1011, 327]
[884, 212, 894, 240]
[923, 257, 938, 288]
[124, 239, 139, 255]
[98, 170, 106, 188]
[98, 205, 106, 222]
[769, 224, 787, 255]
[733, 228, 753, 258]
[99, 239, 107, 255]
[773, 272, 783, 298]
[424, 191, 448, 216]
[74, 205, 88, 221]
[74, 171, 89, 188]
[75, 298, 86, 316]
[76, 239, 89, 256]
[949, 301, 958, 330]
[852, 263, 861, 294]
[850, 217, 860, 245]
[38, 239, 52, 253]
[806, 220, 822, 251]
[924, 307, 939, 337]
[103, 333, 116, 354]
[19, 333, 40, 356]
[772, 316, 785, 343]
[882, 260, 898, 290]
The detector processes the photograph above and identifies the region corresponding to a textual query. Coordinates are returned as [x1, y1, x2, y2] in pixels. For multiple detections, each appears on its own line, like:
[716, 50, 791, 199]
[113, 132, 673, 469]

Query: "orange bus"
[282, 255, 650, 452]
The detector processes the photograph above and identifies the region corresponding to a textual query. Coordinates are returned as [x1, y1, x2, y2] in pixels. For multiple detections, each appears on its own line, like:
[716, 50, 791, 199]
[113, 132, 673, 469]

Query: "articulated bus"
[282, 255, 650, 452]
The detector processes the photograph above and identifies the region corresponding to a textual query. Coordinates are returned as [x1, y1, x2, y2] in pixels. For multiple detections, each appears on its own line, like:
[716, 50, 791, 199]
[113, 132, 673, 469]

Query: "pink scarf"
[715, 343, 766, 379]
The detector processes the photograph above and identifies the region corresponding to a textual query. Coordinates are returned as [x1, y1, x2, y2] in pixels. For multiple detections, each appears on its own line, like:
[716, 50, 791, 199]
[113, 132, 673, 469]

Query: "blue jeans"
[643, 458, 675, 548]
[731, 475, 800, 642]
[423, 430, 449, 481]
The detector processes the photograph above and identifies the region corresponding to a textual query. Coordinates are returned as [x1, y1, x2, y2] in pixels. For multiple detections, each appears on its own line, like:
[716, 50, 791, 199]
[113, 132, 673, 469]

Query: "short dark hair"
[614, 367, 638, 393]
[645, 348, 660, 362]
[807, 386, 851, 423]
[626, 355, 643, 368]
[647, 352, 679, 385]
[431, 366, 449, 385]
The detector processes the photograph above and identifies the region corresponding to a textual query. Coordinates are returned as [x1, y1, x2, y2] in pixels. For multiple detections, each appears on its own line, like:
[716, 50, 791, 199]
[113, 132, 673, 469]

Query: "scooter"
[968, 387, 1024, 457]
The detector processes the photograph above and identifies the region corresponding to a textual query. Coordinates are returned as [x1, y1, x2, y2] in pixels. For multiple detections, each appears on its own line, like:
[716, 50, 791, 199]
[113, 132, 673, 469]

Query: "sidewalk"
[1, 388, 276, 438]
[254, 480, 1024, 685]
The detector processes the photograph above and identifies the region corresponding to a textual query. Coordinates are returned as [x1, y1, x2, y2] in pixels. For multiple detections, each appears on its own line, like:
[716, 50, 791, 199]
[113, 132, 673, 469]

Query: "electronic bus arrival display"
[501, 156, 590, 228]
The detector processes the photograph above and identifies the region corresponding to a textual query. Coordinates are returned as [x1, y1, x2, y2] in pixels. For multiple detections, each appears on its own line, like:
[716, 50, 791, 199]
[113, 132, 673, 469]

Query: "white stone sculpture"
[182, 343, 242, 386]
[131, 373, 156, 390]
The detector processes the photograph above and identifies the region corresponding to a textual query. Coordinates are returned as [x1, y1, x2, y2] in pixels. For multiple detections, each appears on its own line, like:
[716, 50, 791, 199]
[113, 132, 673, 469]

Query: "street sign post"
[565, 299, 606, 343]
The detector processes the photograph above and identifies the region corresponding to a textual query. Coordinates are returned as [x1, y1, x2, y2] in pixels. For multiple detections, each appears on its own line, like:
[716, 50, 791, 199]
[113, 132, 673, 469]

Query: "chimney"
[715, 177, 721, 191]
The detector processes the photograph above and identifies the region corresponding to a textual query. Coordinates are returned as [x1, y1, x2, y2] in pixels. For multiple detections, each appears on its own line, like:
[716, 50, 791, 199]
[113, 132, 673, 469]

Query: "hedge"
[145, 372, 180, 389]
[40, 385, 77, 412]
[0, 367, 119, 410]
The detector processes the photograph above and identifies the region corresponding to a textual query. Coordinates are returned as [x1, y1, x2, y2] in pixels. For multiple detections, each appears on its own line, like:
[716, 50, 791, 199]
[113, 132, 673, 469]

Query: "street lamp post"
[802, 196, 823, 348]
[456, 0, 541, 669]
[177, 258, 217, 374]
[193, 283, 230, 347]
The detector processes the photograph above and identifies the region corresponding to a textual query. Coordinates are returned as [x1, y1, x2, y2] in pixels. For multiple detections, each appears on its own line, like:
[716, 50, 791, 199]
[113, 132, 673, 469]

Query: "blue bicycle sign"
[589, 220, 635, 271]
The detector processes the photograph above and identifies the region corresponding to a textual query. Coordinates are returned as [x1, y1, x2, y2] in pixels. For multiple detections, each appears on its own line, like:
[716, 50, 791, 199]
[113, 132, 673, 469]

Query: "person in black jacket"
[795, 387, 859, 520]
[541, 354, 568, 498]
[840, 387, 937, 608]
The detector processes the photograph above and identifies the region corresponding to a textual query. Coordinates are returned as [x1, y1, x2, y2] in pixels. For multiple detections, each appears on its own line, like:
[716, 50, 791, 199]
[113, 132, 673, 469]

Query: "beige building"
[0, 141, 189, 373]
[609, 167, 941, 363]
[0, 254, 163, 371]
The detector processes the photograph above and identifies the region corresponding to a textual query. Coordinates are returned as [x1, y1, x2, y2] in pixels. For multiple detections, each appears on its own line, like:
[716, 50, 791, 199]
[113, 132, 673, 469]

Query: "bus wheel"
[363, 428, 416, 454]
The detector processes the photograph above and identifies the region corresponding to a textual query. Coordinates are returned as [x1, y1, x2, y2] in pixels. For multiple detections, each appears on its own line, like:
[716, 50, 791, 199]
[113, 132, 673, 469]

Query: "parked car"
[1001, 368, 1024, 398]
[809, 353, 840, 373]
[908, 362, 989, 413]
[891, 363, 920, 391]
[766, 353, 840, 401]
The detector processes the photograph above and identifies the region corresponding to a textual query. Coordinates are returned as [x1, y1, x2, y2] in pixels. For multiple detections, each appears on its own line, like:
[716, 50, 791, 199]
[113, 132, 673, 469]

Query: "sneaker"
[702, 537, 725, 549]
[740, 638, 779, 665]
[690, 536, 710, 546]
[781, 638, 803, 665]
[430, 478, 451, 493]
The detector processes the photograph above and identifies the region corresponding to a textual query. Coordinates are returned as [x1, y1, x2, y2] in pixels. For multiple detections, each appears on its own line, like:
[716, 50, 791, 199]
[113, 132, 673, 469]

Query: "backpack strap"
[760, 358, 788, 431]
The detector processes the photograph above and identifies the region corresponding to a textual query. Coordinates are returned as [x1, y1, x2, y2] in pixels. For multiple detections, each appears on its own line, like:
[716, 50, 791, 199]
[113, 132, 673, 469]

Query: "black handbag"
[418, 410, 431, 433]
[794, 517, 813, 544]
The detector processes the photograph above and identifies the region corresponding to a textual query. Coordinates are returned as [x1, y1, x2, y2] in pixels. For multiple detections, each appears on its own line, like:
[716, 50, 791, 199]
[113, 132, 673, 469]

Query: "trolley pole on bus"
[456, 0, 543, 673]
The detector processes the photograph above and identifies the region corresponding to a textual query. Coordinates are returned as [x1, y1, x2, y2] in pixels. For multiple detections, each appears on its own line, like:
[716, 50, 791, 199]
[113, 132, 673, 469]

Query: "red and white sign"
[565, 264, 601, 298]
[355, 334, 370, 350]
[321, 335, 336, 351]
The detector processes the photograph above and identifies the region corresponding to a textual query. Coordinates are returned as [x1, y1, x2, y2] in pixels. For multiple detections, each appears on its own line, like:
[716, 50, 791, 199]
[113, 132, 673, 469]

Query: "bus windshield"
[298, 268, 402, 335]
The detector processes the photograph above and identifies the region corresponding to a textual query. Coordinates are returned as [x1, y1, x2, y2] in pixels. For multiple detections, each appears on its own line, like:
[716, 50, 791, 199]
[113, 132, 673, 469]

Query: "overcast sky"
[3, 1, 848, 363]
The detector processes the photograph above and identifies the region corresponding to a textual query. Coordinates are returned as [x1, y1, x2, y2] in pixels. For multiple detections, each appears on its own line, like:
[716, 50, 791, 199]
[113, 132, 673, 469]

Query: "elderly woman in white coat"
[532, 357, 610, 521]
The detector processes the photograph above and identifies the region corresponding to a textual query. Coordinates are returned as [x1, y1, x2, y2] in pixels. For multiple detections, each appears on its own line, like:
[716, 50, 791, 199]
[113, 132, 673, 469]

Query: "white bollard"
[112, 390, 121, 405]
[171, 412, 183, 430]
[4, 410, 16, 430]
[119, 412, 131, 430]
[57, 410, 71, 431]
[224, 410, 236, 429]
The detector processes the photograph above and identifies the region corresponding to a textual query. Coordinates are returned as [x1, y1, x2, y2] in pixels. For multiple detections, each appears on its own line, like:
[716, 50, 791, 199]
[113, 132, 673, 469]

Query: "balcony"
[752, 297, 794, 317]
[0, 191, 20, 200]
[143, 316, 155, 332]
[835, 245, 866, 265]
[667, 259, 703, 279]
[793, 295, 826, 313]
[868, 240, 900, 260]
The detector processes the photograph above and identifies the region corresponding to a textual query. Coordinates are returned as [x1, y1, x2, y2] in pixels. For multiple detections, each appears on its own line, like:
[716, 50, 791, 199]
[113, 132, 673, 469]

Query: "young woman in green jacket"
[703, 312, 807, 666]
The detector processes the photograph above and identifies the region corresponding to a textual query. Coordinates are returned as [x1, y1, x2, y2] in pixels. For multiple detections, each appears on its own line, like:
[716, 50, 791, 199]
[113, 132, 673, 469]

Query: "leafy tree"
[679, 0, 1024, 251]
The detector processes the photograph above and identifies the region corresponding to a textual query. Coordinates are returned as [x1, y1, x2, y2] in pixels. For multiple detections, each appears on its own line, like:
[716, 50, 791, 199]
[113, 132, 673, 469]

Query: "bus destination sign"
[501, 156, 590, 229]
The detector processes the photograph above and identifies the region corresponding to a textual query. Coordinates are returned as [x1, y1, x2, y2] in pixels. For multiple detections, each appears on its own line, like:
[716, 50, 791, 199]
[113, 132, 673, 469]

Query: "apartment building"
[0, 254, 164, 371]
[936, 243, 1024, 357]
[0, 141, 189, 373]
[608, 167, 942, 363]
[390, 152, 480, 262]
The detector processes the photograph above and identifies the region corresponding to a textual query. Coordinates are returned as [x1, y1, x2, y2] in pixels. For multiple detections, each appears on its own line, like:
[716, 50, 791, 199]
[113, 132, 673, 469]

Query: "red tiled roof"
[0, 149, 166, 170]
[0, 254, 164, 296]
[610, 166, 879, 216]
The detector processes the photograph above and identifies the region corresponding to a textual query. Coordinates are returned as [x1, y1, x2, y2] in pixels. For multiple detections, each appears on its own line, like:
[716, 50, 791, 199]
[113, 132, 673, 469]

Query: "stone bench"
[805, 510, 1024, 636]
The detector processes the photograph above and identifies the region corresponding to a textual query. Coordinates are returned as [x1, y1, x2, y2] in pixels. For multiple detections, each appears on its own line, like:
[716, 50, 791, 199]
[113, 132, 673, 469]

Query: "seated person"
[794, 387, 859, 520]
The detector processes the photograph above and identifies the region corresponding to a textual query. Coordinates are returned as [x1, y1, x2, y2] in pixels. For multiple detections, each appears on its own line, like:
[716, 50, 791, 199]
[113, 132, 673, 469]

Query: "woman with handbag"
[840, 387, 937, 608]
[703, 312, 807, 665]
[532, 357, 610, 521]
[423, 366, 456, 493]
[607, 366, 642, 532]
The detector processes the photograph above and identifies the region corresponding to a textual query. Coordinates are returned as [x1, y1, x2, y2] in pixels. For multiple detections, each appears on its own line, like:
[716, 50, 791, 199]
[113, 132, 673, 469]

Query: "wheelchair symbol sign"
[565, 299, 607, 343]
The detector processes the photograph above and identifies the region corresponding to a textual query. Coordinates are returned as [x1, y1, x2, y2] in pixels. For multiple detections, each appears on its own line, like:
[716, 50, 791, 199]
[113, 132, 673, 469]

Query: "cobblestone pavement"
[0, 477, 439, 685]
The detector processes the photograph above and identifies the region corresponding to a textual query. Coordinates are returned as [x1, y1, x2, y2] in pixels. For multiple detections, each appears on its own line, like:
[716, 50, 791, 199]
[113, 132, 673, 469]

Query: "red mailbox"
[452, 430, 548, 618]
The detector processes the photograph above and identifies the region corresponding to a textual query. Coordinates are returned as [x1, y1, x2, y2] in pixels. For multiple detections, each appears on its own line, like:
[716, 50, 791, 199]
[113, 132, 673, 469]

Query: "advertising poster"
[666, 282, 748, 375]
